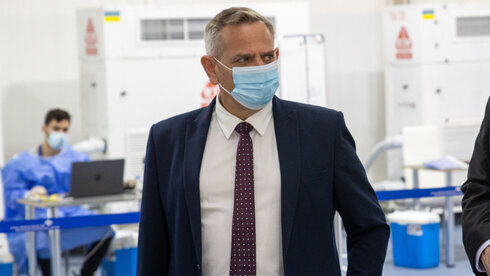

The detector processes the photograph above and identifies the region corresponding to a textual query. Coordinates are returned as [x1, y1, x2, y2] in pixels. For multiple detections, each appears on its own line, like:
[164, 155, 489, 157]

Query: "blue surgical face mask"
[48, 131, 68, 150]
[214, 57, 280, 110]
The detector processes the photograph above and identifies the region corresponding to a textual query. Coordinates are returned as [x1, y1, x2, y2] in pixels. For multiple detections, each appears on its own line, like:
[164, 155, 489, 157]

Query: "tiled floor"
[383, 260, 473, 276]
[34, 222, 478, 276]
[50, 251, 476, 276]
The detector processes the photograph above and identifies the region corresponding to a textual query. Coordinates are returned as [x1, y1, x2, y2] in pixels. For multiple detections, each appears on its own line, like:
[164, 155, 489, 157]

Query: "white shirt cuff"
[476, 239, 490, 272]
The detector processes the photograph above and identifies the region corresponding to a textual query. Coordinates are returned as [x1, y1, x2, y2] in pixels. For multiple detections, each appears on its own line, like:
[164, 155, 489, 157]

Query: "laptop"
[70, 159, 125, 198]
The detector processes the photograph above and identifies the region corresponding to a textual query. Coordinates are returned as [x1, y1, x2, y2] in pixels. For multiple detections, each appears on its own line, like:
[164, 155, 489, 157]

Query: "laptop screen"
[70, 159, 125, 198]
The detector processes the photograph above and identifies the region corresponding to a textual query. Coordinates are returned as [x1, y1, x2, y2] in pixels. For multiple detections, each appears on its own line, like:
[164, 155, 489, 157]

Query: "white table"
[18, 192, 140, 276]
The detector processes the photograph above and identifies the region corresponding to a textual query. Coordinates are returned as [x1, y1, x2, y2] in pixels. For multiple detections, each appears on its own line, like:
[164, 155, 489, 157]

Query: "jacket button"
[196, 264, 201, 271]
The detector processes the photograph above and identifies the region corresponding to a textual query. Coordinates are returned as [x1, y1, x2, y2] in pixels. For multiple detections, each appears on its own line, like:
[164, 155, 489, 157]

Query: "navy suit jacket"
[462, 97, 490, 275]
[137, 97, 389, 276]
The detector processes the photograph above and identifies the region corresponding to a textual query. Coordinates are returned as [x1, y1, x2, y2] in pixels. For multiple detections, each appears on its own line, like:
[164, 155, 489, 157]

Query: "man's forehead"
[220, 22, 274, 56]
[47, 119, 70, 127]
[221, 21, 272, 35]
[230, 49, 275, 57]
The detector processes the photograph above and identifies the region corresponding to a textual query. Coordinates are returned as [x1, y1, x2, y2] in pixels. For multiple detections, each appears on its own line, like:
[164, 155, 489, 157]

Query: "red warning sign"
[201, 81, 219, 107]
[85, 19, 98, 56]
[395, 27, 412, 60]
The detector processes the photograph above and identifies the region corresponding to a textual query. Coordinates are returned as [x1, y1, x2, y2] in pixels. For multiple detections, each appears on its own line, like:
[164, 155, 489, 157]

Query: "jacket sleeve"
[333, 112, 390, 276]
[137, 125, 170, 276]
[462, 97, 490, 275]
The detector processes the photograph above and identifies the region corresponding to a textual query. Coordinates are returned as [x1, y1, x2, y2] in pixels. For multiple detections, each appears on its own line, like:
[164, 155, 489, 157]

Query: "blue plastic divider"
[0, 186, 463, 233]
[375, 186, 462, 201]
[0, 212, 140, 233]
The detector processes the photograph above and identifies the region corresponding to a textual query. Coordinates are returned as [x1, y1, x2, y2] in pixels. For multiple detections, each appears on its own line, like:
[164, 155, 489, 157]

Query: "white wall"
[4, 0, 482, 182]
[410, 0, 490, 3]
[309, 0, 387, 181]
[0, 0, 387, 182]
[0, 94, 3, 167]
[0, 0, 136, 162]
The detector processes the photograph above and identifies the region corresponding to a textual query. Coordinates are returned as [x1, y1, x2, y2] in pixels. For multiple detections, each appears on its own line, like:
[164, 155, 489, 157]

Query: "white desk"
[18, 192, 140, 276]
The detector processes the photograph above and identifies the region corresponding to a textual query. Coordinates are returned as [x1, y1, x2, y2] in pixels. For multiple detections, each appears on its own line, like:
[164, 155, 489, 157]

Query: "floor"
[61, 258, 475, 276]
[57, 225, 475, 276]
[383, 260, 473, 276]
[35, 250, 475, 276]
[24, 222, 477, 276]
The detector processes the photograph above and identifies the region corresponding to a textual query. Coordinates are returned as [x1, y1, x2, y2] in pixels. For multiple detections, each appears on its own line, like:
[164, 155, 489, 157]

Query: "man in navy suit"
[462, 97, 490, 275]
[137, 7, 389, 276]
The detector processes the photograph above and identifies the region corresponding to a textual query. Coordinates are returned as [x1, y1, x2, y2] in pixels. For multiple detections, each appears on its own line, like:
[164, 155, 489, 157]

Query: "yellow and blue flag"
[422, 10, 435, 20]
[104, 11, 120, 22]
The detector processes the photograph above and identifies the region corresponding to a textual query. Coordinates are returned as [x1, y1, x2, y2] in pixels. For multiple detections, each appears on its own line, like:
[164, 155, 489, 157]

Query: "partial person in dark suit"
[462, 97, 490, 275]
[137, 7, 389, 276]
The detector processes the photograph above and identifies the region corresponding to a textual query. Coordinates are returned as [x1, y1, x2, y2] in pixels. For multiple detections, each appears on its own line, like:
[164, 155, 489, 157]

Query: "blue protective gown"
[1, 145, 114, 274]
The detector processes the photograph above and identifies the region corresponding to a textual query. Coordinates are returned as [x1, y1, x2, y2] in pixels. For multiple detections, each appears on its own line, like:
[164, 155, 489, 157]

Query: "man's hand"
[482, 246, 490, 275]
[26, 185, 47, 198]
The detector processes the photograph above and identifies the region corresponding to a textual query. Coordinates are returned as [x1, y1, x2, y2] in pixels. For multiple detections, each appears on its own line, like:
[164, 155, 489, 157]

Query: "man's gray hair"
[204, 7, 275, 57]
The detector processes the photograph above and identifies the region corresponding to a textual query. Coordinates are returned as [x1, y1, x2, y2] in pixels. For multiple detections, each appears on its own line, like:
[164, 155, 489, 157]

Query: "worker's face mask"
[214, 57, 280, 110]
[48, 131, 68, 150]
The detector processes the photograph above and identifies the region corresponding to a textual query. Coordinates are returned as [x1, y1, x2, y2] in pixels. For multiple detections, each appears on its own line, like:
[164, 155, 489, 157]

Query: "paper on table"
[424, 155, 469, 170]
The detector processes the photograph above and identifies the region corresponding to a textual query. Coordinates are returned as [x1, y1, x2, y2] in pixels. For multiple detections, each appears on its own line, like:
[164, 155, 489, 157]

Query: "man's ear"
[201, 56, 219, 85]
[275, 47, 279, 59]
[42, 125, 48, 138]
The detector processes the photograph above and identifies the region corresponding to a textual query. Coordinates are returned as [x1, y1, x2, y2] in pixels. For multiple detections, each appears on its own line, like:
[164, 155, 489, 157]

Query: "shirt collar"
[215, 94, 273, 139]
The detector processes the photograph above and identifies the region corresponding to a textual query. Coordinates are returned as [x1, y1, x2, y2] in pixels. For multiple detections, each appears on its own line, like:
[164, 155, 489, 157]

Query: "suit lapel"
[183, 99, 216, 265]
[183, 97, 301, 264]
[272, 97, 301, 262]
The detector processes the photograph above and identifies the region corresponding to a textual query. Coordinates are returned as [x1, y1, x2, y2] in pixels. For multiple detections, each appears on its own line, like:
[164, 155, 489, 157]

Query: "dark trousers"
[38, 237, 112, 276]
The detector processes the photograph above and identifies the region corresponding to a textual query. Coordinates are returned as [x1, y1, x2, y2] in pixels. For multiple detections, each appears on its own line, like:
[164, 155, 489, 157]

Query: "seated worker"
[1, 109, 114, 276]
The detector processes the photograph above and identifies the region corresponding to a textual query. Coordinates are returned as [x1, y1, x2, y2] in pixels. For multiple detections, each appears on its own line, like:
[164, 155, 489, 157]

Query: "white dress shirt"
[476, 240, 490, 272]
[200, 95, 284, 275]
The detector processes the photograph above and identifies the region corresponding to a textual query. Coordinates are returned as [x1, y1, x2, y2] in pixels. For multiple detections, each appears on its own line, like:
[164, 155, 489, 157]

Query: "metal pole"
[445, 172, 455, 267]
[412, 169, 420, 210]
[302, 35, 311, 102]
[25, 205, 36, 276]
[47, 207, 62, 276]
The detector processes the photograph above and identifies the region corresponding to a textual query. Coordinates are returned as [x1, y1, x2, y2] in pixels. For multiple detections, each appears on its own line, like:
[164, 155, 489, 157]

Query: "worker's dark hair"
[44, 108, 71, 125]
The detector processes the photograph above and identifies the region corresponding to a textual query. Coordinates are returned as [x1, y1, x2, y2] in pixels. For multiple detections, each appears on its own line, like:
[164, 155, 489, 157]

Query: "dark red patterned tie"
[230, 122, 256, 276]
